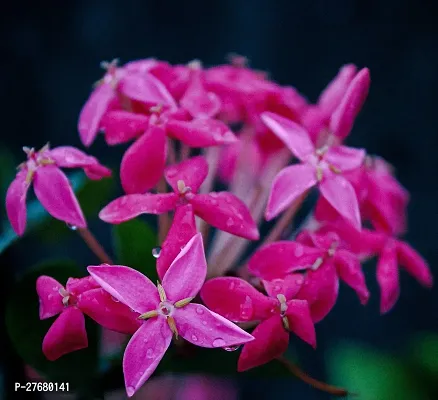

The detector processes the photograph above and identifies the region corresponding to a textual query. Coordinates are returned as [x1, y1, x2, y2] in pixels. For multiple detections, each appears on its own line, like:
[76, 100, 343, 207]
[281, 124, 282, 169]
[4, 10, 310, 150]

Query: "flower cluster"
[5, 57, 433, 397]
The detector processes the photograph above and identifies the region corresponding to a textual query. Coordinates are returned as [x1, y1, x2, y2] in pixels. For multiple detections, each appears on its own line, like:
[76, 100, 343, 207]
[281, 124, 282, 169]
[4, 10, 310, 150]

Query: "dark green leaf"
[409, 333, 438, 377]
[112, 219, 158, 281]
[5, 260, 99, 392]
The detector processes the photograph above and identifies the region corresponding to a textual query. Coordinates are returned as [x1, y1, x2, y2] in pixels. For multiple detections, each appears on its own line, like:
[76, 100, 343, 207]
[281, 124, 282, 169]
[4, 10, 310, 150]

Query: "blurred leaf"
[328, 342, 427, 400]
[5, 260, 100, 392]
[112, 219, 158, 281]
[409, 333, 438, 377]
[0, 172, 86, 254]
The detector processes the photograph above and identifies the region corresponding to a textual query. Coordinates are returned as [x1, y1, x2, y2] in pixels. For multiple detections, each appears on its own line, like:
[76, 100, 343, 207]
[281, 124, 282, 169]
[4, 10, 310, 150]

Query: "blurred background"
[1, 1, 437, 399]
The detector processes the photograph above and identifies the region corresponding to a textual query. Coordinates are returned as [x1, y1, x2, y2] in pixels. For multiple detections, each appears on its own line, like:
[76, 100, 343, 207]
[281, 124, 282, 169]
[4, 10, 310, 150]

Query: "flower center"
[158, 301, 174, 317]
[59, 288, 75, 307]
[19, 144, 55, 184]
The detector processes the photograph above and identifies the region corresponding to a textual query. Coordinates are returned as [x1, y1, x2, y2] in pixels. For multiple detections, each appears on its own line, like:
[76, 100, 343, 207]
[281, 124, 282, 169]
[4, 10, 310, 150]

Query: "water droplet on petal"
[223, 345, 241, 352]
[191, 335, 198, 342]
[66, 223, 77, 231]
[152, 247, 162, 258]
[226, 217, 234, 227]
[196, 306, 204, 315]
[202, 320, 208, 326]
[146, 348, 154, 358]
[213, 338, 226, 347]
[229, 281, 236, 290]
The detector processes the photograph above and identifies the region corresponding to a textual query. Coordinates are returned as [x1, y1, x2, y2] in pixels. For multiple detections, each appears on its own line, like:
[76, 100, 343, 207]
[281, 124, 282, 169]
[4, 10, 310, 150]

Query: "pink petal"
[42, 307, 88, 361]
[120, 125, 167, 194]
[164, 156, 208, 194]
[238, 316, 289, 372]
[248, 241, 324, 280]
[201, 277, 277, 322]
[376, 242, 400, 314]
[78, 83, 116, 147]
[36, 276, 64, 319]
[100, 111, 149, 145]
[157, 204, 197, 280]
[166, 118, 237, 147]
[162, 233, 206, 301]
[260, 112, 315, 161]
[324, 146, 366, 172]
[262, 274, 305, 300]
[296, 260, 339, 323]
[329, 68, 370, 140]
[334, 250, 370, 304]
[123, 318, 172, 397]
[66, 275, 100, 295]
[174, 303, 254, 348]
[87, 265, 159, 314]
[99, 193, 178, 224]
[119, 72, 177, 110]
[285, 299, 316, 348]
[33, 165, 86, 228]
[6, 170, 29, 236]
[190, 192, 259, 240]
[396, 241, 433, 287]
[318, 64, 357, 116]
[319, 175, 361, 230]
[78, 288, 142, 334]
[265, 163, 317, 221]
[296, 230, 339, 251]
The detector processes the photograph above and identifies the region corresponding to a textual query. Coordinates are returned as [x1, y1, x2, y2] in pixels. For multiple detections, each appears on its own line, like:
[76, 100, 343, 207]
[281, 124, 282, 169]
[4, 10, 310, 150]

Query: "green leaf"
[112, 219, 158, 281]
[0, 172, 86, 254]
[409, 333, 438, 377]
[327, 342, 427, 400]
[5, 260, 99, 392]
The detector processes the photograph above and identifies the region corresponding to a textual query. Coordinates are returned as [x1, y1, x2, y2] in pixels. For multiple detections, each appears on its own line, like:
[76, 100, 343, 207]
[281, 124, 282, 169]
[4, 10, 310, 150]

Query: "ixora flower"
[201, 276, 316, 371]
[261, 111, 365, 229]
[6, 145, 111, 235]
[87, 234, 254, 397]
[37, 276, 140, 361]
[99, 156, 259, 241]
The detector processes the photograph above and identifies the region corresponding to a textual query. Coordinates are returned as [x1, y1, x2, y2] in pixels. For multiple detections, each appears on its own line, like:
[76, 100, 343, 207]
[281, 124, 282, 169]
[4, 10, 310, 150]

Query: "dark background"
[1, 1, 437, 399]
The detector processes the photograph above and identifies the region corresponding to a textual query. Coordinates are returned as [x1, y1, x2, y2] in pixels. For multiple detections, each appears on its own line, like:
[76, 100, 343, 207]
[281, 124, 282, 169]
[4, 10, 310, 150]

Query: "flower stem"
[77, 228, 113, 264]
[179, 143, 191, 162]
[276, 356, 349, 397]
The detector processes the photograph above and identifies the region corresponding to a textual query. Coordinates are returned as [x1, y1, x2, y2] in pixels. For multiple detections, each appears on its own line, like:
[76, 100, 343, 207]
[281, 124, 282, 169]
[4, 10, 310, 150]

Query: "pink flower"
[5, 145, 111, 235]
[37, 275, 140, 361]
[87, 234, 254, 397]
[261, 112, 365, 229]
[99, 156, 259, 241]
[201, 276, 315, 371]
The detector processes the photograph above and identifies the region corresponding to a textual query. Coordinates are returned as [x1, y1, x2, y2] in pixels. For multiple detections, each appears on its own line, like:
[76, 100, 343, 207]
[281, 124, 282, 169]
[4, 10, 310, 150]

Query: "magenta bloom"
[37, 275, 140, 361]
[99, 156, 259, 241]
[261, 112, 365, 229]
[6, 145, 111, 235]
[87, 234, 254, 397]
[201, 276, 315, 371]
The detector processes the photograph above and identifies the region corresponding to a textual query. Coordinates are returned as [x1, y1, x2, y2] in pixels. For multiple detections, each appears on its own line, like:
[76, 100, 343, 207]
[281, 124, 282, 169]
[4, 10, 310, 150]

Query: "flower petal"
[248, 241, 324, 280]
[162, 233, 206, 301]
[174, 303, 254, 348]
[78, 83, 116, 147]
[99, 193, 178, 224]
[329, 68, 370, 140]
[376, 241, 400, 314]
[78, 288, 142, 334]
[164, 156, 208, 194]
[237, 316, 289, 372]
[324, 146, 365, 172]
[262, 274, 305, 300]
[36, 276, 64, 319]
[33, 165, 86, 228]
[201, 277, 277, 322]
[190, 192, 259, 240]
[120, 125, 167, 194]
[265, 164, 317, 221]
[396, 241, 433, 287]
[319, 175, 361, 231]
[166, 119, 237, 147]
[87, 265, 159, 313]
[42, 307, 88, 361]
[123, 318, 172, 397]
[6, 170, 30, 236]
[285, 299, 316, 348]
[334, 250, 370, 304]
[261, 112, 314, 161]
[100, 111, 149, 145]
[66, 275, 100, 295]
[157, 204, 197, 280]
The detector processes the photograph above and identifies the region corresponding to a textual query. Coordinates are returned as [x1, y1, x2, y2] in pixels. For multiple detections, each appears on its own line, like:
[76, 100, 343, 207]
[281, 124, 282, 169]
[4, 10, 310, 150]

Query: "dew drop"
[146, 348, 154, 359]
[229, 281, 236, 290]
[223, 345, 241, 352]
[191, 335, 198, 342]
[212, 338, 226, 347]
[66, 223, 77, 231]
[202, 320, 208, 326]
[152, 247, 162, 258]
[226, 217, 234, 227]
[196, 306, 204, 315]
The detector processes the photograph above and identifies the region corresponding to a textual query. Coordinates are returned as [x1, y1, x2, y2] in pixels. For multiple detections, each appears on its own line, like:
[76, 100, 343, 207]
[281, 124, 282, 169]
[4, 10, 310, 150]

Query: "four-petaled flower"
[87, 234, 254, 397]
